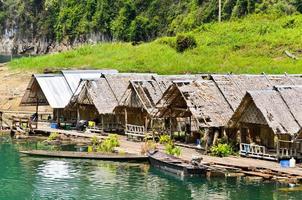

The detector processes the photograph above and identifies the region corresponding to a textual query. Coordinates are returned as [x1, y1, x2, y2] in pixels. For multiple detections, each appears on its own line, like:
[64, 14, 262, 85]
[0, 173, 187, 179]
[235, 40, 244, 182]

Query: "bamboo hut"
[20, 74, 73, 127]
[156, 80, 234, 144]
[68, 73, 155, 132]
[228, 86, 302, 160]
[115, 75, 207, 138]
[116, 79, 164, 133]
[20, 70, 119, 128]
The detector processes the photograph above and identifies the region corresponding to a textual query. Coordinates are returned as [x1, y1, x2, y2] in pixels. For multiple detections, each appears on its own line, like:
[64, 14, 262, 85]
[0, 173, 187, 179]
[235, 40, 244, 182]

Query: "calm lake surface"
[0, 135, 301, 200]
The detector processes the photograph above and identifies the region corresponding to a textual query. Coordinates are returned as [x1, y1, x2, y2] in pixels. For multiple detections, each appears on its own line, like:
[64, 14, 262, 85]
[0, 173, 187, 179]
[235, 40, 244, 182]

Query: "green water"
[0, 136, 301, 200]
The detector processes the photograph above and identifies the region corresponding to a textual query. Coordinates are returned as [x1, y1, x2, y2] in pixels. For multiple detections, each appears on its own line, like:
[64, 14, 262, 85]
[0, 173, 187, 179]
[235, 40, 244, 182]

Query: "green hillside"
[9, 14, 302, 74]
[1, 0, 302, 43]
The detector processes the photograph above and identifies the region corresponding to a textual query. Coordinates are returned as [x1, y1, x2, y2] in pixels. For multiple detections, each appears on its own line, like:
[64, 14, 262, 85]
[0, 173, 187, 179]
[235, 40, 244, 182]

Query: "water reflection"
[38, 160, 74, 180]
[1, 135, 302, 200]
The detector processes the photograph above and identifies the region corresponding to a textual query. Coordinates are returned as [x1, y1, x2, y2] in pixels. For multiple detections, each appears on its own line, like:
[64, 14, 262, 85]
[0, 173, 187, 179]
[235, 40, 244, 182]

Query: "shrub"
[165, 142, 181, 157]
[47, 132, 59, 141]
[175, 34, 197, 52]
[91, 136, 99, 146]
[210, 143, 233, 157]
[159, 134, 171, 144]
[97, 134, 120, 153]
[282, 18, 296, 29]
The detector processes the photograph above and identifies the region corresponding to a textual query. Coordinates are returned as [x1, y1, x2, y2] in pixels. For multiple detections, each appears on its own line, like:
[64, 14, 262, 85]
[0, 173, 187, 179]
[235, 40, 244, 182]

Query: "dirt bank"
[0, 64, 50, 113]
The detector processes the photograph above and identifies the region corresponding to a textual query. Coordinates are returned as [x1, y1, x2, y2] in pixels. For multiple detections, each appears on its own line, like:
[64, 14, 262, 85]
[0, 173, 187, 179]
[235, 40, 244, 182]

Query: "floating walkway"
[20, 150, 148, 162]
[34, 128, 107, 139]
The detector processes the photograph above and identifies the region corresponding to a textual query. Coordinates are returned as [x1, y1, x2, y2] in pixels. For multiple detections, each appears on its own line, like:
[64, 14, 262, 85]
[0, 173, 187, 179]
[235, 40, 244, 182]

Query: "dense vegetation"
[10, 14, 302, 74]
[1, 0, 302, 43]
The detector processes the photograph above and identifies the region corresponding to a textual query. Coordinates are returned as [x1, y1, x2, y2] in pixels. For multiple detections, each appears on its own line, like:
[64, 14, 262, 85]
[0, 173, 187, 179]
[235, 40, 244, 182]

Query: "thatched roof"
[153, 74, 206, 92]
[75, 78, 118, 114]
[71, 73, 155, 114]
[156, 80, 233, 128]
[228, 86, 302, 136]
[209, 74, 302, 111]
[20, 70, 119, 109]
[117, 74, 206, 115]
[101, 73, 155, 101]
[118, 79, 164, 115]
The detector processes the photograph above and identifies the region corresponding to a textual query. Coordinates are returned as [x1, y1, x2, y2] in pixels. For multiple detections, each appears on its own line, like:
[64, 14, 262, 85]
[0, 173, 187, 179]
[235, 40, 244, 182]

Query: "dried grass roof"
[118, 79, 163, 115]
[156, 80, 234, 128]
[153, 74, 206, 91]
[210, 74, 302, 111]
[229, 86, 302, 135]
[75, 78, 118, 114]
[71, 73, 155, 114]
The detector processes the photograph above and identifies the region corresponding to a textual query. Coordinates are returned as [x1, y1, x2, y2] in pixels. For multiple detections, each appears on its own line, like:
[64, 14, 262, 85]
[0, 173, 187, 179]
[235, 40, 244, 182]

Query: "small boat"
[20, 150, 148, 162]
[148, 151, 206, 177]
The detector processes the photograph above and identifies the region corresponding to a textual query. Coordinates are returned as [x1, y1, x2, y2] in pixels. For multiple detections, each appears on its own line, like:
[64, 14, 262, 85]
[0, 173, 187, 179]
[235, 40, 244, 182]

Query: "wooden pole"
[276, 135, 280, 158]
[247, 128, 253, 144]
[213, 129, 219, 146]
[0, 112, 2, 130]
[101, 114, 104, 131]
[36, 98, 39, 129]
[56, 109, 60, 125]
[204, 128, 210, 154]
[145, 116, 148, 131]
[218, 0, 222, 22]
[189, 116, 192, 135]
[77, 105, 80, 124]
[124, 108, 128, 126]
[237, 128, 242, 144]
[169, 108, 172, 137]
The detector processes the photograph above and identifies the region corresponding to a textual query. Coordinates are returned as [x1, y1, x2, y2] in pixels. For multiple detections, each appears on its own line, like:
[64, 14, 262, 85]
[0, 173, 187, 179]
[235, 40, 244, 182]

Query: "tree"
[111, 0, 136, 41]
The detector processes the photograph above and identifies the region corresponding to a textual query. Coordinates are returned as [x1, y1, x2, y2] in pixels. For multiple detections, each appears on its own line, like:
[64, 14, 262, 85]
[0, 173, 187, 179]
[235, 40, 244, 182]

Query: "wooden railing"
[125, 124, 145, 140]
[240, 143, 266, 156]
[278, 148, 297, 158]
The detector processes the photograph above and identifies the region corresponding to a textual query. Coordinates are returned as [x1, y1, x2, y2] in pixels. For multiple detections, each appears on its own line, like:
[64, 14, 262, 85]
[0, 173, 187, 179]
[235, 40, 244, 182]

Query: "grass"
[9, 14, 302, 74]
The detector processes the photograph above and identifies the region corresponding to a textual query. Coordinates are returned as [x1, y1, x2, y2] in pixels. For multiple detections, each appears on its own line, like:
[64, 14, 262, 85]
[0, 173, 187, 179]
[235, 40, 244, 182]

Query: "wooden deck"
[20, 150, 147, 161]
[180, 147, 302, 177]
[34, 127, 107, 140]
[116, 138, 302, 178]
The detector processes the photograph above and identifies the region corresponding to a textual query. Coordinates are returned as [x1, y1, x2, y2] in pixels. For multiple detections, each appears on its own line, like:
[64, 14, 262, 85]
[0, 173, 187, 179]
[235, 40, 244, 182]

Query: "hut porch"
[229, 88, 302, 161]
[238, 124, 302, 160]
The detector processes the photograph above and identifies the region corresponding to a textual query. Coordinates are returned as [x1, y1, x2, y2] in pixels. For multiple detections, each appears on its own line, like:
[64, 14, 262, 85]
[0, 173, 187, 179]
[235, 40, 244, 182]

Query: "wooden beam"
[170, 107, 189, 112]
[124, 108, 128, 126]
[77, 105, 80, 124]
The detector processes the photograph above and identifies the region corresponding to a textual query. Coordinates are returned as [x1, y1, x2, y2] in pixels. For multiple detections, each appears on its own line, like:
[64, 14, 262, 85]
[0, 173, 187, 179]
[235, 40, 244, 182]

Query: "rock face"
[0, 28, 110, 55]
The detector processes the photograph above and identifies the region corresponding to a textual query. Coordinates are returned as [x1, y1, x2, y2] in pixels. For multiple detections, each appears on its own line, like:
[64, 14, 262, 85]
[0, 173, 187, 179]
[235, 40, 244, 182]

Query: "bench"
[125, 124, 145, 141]
[240, 143, 277, 161]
